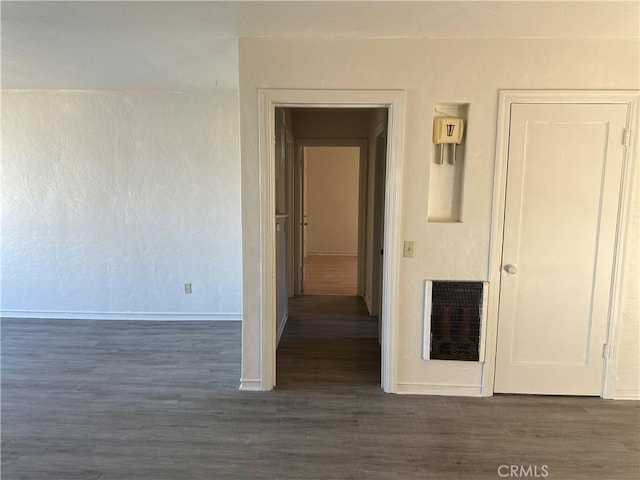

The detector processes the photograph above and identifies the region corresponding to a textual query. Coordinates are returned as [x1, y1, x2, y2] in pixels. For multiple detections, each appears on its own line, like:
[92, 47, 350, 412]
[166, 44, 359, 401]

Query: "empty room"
[2, 1, 639, 479]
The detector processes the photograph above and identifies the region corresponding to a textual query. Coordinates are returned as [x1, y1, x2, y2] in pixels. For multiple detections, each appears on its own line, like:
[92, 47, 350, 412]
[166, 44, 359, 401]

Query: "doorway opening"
[302, 145, 360, 296]
[273, 106, 391, 390]
[247, 89, 405, 393]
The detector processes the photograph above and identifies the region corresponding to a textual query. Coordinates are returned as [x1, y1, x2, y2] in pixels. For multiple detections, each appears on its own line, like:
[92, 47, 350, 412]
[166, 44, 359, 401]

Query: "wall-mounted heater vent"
[423, 281, 487, 362]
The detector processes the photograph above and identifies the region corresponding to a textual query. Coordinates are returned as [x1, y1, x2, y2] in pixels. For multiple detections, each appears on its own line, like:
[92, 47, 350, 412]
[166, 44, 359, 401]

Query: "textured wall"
[1, 90, 242, 319]
[239, 37, 640, 393]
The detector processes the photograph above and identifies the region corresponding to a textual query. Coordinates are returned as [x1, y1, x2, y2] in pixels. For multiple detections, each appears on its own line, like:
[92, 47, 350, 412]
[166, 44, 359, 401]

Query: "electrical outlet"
[403, 241, 415, 258]
[184, 283, 192, 294]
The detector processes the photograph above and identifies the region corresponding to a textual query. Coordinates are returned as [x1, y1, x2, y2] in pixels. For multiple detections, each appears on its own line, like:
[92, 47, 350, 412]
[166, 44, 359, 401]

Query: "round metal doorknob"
[504, 264, 518, 275]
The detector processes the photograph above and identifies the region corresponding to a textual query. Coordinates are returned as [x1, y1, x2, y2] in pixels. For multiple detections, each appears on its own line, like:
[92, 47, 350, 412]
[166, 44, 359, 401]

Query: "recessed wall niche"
[427, 103, 469, 222]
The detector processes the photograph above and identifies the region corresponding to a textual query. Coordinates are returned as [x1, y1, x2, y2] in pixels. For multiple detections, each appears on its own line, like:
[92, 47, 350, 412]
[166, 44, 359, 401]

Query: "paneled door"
[494, 102, 628, 395]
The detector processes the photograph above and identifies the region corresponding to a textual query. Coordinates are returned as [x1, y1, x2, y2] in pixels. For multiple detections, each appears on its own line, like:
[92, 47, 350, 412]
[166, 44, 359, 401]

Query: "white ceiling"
[2, 1, 639, 90]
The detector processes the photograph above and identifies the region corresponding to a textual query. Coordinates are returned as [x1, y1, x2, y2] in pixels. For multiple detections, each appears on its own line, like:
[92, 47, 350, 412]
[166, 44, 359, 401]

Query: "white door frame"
[370, 124, 388, 317]
[285, 131, 296, 298]
[257, 89, 405, 392]
[294, 138, 368, 296]
[483, 90, 639, 398]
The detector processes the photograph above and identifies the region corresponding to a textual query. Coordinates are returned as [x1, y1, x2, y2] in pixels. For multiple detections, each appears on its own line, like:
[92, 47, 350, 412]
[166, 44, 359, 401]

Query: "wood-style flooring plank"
[1, 307, 639, 480]
[303, 255, 357, 296]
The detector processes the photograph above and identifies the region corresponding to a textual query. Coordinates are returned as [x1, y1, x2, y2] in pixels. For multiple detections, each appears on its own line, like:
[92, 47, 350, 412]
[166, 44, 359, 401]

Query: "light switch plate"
[403, 241, 415, 258]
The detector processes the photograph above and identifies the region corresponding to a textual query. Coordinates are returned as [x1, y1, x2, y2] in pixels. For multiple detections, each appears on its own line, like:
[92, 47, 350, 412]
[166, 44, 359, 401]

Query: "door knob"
[504, 264, 518, 275]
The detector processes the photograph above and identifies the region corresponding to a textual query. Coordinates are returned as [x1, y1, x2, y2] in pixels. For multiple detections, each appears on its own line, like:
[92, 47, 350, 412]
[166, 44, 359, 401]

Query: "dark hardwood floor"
[2, 299, 639, 479]
[277, 296, 380, 389]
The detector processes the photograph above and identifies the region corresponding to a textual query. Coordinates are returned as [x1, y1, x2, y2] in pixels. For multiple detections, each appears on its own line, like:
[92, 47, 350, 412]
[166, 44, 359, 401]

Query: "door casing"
[484, 90, 639, 398]
[253, 89, 405, 392]
[293, 139, 368, 297]
[370, 126, 387, 317]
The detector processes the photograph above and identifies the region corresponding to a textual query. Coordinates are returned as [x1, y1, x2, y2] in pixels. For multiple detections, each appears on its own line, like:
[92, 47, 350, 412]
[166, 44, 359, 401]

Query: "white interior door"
[285, 138, 295, 298]
[302, 150, 308, 259]
[494, 102, 628, 395]
[293, 145, 305, 295]
[371, 131, 387, 316]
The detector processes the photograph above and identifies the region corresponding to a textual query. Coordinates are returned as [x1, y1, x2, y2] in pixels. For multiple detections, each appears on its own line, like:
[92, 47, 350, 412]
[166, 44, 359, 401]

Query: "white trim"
[295, 138, 368, 296]
[603, 94, 639, 400]
[369, 123, 388, 318]
[484, 89, 639, 398]
[258, 89, 278, 391]
[613, 388, 640, 401]
[239, 379, 263, 391]
[364, 291, 372, 313]
[396, 382, 482, 397]
[0, 310, 242, 321]
[276, 312, 288, 346]
[422, 281, 434, 360]
[479, 281, 490, 363]
[255, 88, 405, 393]
[293, 142, 305, 295]
[285, 135, 296, 299]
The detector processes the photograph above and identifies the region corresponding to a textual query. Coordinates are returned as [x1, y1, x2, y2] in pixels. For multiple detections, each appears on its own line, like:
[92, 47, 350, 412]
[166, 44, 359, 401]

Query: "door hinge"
[602, 343, 610, 359]
[623, 129, 630, 147]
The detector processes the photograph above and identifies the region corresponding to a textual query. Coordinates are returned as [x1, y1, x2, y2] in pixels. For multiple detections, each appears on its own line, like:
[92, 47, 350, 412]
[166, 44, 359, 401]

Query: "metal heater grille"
[429, 281, 483, 361]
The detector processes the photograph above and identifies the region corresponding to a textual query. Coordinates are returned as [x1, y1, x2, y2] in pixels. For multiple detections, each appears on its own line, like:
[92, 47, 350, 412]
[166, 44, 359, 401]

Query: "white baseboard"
[239, 379, 263, 391]
[306, 252, 357, 256]
[613, 388, 640, 400]
[396, 382, 483, 397]
[277, 312, 288, 346]
[364, 292, 372, 314]
[0, 310, 242, 321]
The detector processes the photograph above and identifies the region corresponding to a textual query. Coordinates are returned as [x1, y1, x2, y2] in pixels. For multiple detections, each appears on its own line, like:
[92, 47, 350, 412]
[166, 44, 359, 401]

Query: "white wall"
[305, 146, 360, 255]
[238, 37, 640, 394]
[1, 90, 242, 320]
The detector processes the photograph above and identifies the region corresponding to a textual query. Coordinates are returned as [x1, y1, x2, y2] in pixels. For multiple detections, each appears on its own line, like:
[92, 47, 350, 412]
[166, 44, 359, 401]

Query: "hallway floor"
[277, 295, 379, 389]
[303, 255, 357, 295]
